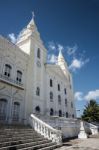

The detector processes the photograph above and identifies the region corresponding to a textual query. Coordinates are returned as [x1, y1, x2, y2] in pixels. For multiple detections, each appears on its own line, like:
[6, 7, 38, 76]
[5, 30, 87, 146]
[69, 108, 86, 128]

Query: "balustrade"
[0, 73, 24, 89]
[30, 114, 62, 144]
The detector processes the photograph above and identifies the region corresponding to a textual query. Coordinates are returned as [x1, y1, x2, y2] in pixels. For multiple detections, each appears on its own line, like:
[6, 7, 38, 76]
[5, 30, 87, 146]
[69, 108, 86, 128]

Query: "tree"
[82, 99, 99, 122]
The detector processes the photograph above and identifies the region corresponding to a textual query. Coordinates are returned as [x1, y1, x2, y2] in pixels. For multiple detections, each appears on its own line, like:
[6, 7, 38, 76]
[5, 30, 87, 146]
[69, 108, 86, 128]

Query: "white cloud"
[69, 58, 89, 72]
[48, 41, 56, 50]
[48, 42, 65, 52]
[57, 44, 64, 51]
[74, 92, 83, 101]
[47, 54, 58, 64]
[75, 89, 99, 101]
[67, 44, 78, 56]
[8, 33, 17, 44]
[84, 90, 99, 101]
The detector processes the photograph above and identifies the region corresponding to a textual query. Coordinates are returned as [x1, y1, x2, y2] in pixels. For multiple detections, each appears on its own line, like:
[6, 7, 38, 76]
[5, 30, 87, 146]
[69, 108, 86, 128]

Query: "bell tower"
[17, 14, 47, 119]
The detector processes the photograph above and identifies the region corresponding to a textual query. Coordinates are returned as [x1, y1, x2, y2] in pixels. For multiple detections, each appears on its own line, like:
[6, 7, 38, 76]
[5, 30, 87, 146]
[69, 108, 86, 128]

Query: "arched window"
[4, 64, 12, 77]
[36, 87, 40, 96]
[37, 48, 40, 59]
[64, 88, 66, 94]
[50, 92, 53, 101]
[59, 110, 62, 117]
[65, 99, 67, 106]
[50, 108, 54, 116]
[58, 95, 61, 105]
[16, 70, 22, 83]
[0, 99, 7, 121]
[35, 106, 40, 113]
[66, 112, 68, 118]
[71, 102, 73, 108]
[50, 79, 53, 87]
[72, 114, 74, 118]
[58, 84, 60, 91]
[12, 102, 20, 121]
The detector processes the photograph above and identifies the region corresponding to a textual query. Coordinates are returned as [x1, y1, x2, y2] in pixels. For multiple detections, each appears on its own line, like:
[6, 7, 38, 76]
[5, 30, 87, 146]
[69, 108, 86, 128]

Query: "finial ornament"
[59, 49, 62, 56]
[32, 11, 35, 19]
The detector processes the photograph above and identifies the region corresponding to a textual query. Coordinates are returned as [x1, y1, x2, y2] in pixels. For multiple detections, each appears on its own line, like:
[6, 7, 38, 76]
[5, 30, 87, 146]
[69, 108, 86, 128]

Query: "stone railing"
[29, 114, 62, 144]
[0, 74, 24, 89]
[84, 121, 99, 135]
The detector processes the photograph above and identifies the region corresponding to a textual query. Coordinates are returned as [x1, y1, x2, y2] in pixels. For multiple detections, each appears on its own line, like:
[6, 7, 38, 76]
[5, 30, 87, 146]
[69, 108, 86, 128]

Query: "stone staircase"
[0, 125, 59, 150]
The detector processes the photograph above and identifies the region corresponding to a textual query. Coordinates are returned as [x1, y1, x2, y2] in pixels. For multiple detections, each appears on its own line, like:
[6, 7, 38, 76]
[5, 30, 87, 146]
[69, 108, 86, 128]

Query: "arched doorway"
[59, 110, 62, 117]
[12, 102, 20, 122]
[0, 99, 7, 121]
[50, 108, 54, 116]
[35, 106, 40, 114]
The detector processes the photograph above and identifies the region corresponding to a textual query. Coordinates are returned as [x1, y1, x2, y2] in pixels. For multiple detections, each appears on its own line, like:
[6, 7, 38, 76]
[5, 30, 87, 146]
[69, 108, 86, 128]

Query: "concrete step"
[39, 144, 59, 150]
[0, 131, 37, 138]
[0, 125, 58, 150]
[0, 139, 51, 150]
[0, 134, 41, 142]
[0, 137, 44, 147]
[18, 142, 56, 150]
[0, 128, 34, 133]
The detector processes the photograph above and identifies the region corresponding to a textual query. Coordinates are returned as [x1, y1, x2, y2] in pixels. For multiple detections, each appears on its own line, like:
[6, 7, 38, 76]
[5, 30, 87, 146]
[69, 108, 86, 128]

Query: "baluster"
[45, 127, 49, 138]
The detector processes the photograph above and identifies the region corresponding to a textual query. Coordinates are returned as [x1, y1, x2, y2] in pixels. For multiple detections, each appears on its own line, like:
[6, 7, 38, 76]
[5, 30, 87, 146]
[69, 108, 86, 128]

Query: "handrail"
[30, 114, 62, 144]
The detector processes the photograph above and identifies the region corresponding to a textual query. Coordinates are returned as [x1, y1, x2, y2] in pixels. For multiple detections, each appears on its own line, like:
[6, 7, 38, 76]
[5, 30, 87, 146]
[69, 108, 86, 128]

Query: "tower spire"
[58, 49, 68, 76]
[27, 11, 35, 29]
[32, 11, 35, 20]
[58, 49, 63, 58]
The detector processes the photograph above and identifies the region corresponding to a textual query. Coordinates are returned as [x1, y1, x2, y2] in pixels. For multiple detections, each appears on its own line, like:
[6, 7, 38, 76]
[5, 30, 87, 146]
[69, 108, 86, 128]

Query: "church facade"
[0, 17, 76, 124]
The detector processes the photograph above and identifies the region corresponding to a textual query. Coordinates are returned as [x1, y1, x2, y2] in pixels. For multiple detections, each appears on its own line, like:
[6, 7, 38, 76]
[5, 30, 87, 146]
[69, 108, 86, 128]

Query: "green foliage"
[82, 99, 99, 122]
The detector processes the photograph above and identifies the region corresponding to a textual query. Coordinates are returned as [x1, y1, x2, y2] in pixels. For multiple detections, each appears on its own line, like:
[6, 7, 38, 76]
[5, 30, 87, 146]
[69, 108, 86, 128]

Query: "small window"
[50, 108, 54, 116]
[59, 110, 62, 117]
[64, 88, 66, 94]
[71, 102, 73, 108]
[50, 92, 53, 101]
[50, 79, 53, 87]
[36, 87, 40, 96]
[37, 48, 40, 59]
[58, 84, 60, 91]
[58, 95, 61, 105]
[66, 112, 68, 118]
[65, 99, 67, 106]
[16, 70, 22, 83]
[69, 75, 71, 82]
[4, 64, 12, 77]
[72, 114, 74, 118]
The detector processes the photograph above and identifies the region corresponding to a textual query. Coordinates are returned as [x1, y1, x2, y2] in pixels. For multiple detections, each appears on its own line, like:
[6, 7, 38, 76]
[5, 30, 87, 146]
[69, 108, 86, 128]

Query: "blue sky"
[0, 0, 99, 116]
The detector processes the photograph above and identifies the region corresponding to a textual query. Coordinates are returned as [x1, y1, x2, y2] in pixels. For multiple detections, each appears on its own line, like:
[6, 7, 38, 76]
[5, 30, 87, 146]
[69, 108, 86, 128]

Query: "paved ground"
[55, 138, 99, 150]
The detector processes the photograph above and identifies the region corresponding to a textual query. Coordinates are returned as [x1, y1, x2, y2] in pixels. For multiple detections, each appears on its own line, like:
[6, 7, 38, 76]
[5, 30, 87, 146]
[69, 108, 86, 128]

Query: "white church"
[0, 15, 79, 139]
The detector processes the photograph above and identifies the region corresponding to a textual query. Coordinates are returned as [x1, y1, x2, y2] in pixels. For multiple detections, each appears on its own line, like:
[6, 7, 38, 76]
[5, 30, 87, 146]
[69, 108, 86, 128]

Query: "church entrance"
[35, 106, 40, 114]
